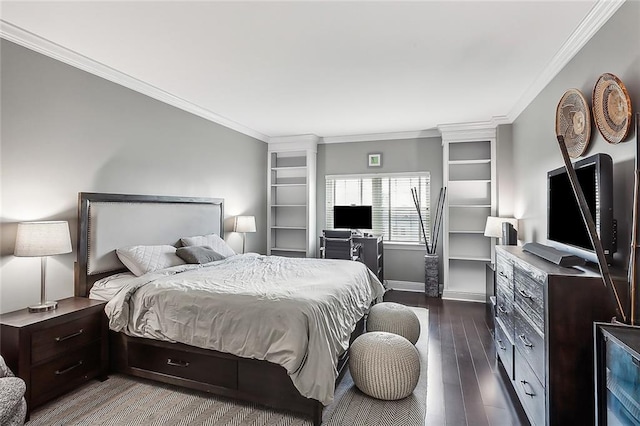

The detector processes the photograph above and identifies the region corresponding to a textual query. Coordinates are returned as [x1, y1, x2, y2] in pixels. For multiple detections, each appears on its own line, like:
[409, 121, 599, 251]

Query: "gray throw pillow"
[176, 245, 225, 264]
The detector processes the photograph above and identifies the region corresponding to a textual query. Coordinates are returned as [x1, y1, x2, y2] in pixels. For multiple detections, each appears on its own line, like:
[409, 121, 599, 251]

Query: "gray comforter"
[103, 253, 385, 405]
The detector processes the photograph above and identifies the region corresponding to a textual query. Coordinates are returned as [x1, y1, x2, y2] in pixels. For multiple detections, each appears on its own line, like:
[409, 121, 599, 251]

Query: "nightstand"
[0, 297, 108, 416]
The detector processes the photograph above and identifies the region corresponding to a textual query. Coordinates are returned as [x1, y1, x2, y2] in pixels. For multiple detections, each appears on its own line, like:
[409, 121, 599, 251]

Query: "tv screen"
[334, 205, 372, 230]
[547, 153, 614, 263]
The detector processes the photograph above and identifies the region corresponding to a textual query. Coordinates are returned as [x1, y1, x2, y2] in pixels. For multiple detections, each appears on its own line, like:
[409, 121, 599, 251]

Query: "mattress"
[94, 253, 385, 405]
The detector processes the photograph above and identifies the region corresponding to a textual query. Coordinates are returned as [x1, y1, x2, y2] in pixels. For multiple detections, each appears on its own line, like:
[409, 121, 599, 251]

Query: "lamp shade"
[234, 216, 256, 233]
[14, 221, 72, 257]
[484, 217, 518, 238]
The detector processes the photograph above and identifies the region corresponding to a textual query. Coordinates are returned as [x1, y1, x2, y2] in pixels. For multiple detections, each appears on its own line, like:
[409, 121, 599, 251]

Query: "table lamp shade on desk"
[14, 221, 72, 312]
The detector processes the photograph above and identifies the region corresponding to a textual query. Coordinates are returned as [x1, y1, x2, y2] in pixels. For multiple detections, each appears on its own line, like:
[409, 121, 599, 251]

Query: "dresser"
[0, 297, 108, 415]
[494, 246, 615, 425]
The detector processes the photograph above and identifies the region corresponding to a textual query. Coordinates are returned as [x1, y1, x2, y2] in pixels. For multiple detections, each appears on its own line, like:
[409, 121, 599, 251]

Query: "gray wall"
[317, 137, 443, 284]
[0, 40, 267, 314]
[511, 1, 639, 313]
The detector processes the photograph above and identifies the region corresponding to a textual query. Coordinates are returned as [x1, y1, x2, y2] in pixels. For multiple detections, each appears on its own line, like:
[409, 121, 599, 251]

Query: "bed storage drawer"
[128, 341, 238, 389]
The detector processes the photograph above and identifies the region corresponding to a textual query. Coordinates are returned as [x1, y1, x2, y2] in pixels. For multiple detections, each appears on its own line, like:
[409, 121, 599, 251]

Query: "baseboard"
[442, 290, 485, 303]
[386, 280, 426, 293]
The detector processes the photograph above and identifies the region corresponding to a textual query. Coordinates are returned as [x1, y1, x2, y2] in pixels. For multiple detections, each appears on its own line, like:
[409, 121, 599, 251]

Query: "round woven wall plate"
[555, 88, 591, 158]
[592, 73, 632, 144]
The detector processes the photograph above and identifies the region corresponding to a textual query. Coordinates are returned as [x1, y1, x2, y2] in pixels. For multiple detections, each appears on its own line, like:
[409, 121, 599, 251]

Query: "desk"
[320, 235, 384, 283]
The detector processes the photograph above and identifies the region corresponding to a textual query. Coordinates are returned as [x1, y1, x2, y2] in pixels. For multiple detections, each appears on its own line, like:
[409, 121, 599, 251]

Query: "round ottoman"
[367, 302, 421, 344]
[349, 332, 420, 400]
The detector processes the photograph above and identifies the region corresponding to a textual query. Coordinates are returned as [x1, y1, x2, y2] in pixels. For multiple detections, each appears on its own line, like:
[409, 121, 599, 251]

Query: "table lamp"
[14, 221, 72, 312]
[484, 216, 518, 245]
[234, 215, 256, 254]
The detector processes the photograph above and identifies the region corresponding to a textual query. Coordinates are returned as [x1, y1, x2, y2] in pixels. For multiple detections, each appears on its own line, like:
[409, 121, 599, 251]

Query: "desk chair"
[321, 230, 361, 261]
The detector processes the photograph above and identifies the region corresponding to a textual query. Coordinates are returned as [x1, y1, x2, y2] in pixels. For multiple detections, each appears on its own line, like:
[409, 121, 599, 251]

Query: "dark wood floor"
[384, 290, 530, 426]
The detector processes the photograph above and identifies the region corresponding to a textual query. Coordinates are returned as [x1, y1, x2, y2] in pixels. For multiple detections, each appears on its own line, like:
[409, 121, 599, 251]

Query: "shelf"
[271, 183, 306, 187]
[271, 204, 306, 207]
[449, 230, 485, 234]
[271, 166, 307, 171]
[449, 204, 491, 208]
[449, 255, 491, 262]
[448, 179, 491, 184]
[449, 159, 491, 165]
[270, 226, 306, 230]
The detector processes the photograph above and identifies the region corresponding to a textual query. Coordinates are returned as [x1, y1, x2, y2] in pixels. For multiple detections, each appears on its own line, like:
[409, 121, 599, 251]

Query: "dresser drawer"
[31, 311, 102, 364]
[31, 343, 101, 405]
[495, 320, 514, 379]
[515, 354, 546, 426]
[496, 281, 515, 338]
[514, 266, 544, 332]
[496, 253, 513, 288]
[128, 341, 238, 389]
[514, 306, 545, 384]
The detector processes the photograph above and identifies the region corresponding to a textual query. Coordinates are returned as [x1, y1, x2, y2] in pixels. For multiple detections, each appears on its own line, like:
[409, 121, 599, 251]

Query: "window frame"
[325, 172, 431, 244]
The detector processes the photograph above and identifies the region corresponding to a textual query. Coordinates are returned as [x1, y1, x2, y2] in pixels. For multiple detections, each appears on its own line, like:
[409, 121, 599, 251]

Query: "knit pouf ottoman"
[367, 302, 421, 344]
[349, 332, 420, 400]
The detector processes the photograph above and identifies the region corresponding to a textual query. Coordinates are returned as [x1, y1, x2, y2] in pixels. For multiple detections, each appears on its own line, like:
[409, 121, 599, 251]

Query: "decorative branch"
[411, 187, 429, 251]
[431, 187, 446, 254]
[556, 135, 626, 323]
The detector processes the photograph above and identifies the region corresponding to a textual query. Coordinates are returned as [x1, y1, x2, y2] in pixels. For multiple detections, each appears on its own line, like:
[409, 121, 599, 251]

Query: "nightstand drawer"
[31, 343, 101, 405]
[31, 311, 102, 364]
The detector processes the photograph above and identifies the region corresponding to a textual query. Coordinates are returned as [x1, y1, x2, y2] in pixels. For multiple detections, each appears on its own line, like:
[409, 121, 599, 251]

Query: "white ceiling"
[0, 1, 621, 142]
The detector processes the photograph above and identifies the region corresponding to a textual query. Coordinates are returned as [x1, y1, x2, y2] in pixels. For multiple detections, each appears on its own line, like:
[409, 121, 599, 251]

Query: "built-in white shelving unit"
[267, 135, 317, 258]
[440, 125, 497, 302]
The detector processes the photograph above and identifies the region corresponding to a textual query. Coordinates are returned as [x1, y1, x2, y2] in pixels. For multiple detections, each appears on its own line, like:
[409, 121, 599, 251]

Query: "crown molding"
[268, 134, 320, 152]
[320, 129, 441, 144]
[506, 0, 626, 122]
[0, 20, 270, 143]
[437, 119, 506, 142]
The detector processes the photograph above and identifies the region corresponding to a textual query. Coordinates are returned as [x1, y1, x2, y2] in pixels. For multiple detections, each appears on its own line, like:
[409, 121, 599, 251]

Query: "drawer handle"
[496, 339, 507, 351]
[498, 305, 508, 314]
[518, 334, 534, 348]
[55, 360, 83, 375]
[55, 329, 84, 342]
[519, 380, 536, 397]
[499, 271, 508, 278]
[167, 358, 190, 368]
[517, 289, 532, 299]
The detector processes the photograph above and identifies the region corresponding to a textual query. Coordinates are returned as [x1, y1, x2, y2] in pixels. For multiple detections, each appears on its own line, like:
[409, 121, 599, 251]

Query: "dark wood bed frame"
[76, 192, 365, 425]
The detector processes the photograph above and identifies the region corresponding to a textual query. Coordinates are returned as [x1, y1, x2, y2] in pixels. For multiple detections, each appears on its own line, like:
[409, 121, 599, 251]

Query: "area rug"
[27, 307, 428, 426]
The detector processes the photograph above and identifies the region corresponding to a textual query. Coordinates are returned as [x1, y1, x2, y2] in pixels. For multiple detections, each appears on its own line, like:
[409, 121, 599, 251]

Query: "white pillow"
[116, 244, 185, 277]
[180, 233, 236, 258]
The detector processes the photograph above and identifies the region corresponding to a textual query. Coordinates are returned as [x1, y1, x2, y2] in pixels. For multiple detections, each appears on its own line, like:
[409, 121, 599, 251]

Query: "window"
[326, 173, 430, 243]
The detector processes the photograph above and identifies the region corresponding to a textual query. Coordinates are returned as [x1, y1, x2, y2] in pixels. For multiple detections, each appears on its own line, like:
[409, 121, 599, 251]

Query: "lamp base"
[28, 301, 57, 313]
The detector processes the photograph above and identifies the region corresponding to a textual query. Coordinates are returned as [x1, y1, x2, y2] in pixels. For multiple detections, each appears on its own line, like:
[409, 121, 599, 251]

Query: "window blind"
[326, 173, 430, 243]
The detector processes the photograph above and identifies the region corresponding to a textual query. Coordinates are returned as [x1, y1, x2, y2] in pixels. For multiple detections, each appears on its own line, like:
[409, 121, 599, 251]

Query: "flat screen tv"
[547, 152, 615, 264]
[334, 205, 372, 230]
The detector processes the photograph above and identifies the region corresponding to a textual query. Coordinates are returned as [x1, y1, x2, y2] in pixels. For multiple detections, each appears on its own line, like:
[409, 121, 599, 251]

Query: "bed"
[76, 192, 384, 425]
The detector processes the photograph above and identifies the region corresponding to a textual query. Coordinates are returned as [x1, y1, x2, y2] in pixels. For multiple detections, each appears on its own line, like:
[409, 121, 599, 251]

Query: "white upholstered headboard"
[76, 192, 223, 296]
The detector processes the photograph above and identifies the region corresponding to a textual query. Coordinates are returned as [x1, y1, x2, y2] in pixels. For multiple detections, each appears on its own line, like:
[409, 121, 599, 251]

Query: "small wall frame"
[368, 153, 382, 167]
